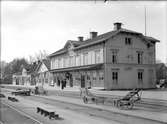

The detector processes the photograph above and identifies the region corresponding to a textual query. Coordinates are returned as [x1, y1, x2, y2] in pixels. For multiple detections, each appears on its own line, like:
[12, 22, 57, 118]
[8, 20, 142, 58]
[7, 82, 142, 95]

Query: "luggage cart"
[114, 88, 142, 109]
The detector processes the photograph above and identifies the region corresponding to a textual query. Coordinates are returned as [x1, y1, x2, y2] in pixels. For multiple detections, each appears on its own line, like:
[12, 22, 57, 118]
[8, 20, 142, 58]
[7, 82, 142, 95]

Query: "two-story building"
[49, 22, 159, 90]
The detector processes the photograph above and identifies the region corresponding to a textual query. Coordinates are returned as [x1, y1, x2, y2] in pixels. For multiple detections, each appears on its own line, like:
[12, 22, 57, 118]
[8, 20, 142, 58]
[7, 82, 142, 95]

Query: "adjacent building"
[13, 62, 40, 86]
[35, 59, 53, 87]
[13, 59, 53, 87]
[49, 22, 159, 90]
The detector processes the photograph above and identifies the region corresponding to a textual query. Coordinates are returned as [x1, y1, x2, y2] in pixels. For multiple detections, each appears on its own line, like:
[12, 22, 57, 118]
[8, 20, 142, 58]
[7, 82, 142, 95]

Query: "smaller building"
[12, 62, 40, 86]
[13, 67, 31, 86]
[35, 59, 53, 87]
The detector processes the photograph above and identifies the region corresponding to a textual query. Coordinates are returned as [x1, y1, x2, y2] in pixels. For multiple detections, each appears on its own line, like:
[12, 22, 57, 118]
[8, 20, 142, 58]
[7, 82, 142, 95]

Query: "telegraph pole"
[144, 6, 147, 36]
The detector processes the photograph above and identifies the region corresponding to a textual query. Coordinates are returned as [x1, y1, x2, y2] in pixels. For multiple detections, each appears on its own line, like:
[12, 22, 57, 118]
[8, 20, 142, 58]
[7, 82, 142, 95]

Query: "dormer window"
[125, 37, 132, 45]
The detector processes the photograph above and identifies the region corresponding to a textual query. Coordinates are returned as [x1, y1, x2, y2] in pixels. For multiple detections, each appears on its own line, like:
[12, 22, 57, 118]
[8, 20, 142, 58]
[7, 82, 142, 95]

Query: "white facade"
[51, 48, 103, 69]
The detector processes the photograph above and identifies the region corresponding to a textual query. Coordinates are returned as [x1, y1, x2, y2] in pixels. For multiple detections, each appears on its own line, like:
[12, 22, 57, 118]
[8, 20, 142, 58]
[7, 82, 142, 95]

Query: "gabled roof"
[27, 62, 40, 74]
[49, 48, 67, 57]
[64, 40, 81, 49]
[42, 59, 50, 70]
[49, 28, 159, 57]
[35, 59, 51, 72]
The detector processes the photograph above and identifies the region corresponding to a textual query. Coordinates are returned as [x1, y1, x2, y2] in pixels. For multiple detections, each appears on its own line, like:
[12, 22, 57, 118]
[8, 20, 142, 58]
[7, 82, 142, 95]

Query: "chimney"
[78, 36, 84, 42]
[90, 32, 98, 39]
[114, 22, 122, 30]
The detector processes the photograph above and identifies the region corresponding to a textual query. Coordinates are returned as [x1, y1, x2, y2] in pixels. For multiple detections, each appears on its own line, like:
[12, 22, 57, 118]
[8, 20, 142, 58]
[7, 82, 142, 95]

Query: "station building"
[49, 22, 159, 90]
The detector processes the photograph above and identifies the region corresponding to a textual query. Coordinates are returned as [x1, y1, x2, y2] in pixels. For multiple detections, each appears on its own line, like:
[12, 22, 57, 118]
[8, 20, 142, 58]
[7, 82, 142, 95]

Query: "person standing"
[61, 80, 64, 90]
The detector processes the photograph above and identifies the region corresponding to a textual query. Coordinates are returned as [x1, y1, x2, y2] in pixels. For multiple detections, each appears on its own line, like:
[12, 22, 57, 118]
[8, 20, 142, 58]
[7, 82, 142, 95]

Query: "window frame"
[137, 69, 144, 84]
[137, 51, 143, 64]
[125, 37, 132, 45]
[95, 49, 101, 64]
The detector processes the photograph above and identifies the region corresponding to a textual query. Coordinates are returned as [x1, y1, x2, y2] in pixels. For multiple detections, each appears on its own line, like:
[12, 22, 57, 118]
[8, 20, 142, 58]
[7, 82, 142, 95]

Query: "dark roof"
[50, 63, 103, 73]
[35, 59, 51, 72]
[144, 36, 160, 43]
[49, 48, 67, 57]
[42, 59, 50, 70]
[49, 28, 159, 57]
[27, 62, 40, 74]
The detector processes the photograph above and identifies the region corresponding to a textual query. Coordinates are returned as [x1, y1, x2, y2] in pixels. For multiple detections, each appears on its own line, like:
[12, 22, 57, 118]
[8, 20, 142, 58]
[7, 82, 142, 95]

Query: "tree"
[156, 63, 167, 82]
[0, 61, 8, 79]
[0, 58, 29, 84]
[28, 50, 48, 63]
[10, 58, 29, 74]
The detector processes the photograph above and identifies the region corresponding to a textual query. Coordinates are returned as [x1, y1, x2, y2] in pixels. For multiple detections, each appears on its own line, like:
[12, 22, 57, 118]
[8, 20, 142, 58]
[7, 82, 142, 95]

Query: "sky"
[1, 1, 167, 63]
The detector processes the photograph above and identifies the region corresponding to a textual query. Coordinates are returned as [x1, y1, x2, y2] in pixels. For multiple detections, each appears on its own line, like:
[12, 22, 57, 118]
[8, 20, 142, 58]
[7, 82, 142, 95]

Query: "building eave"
[50, 63, 104, 73]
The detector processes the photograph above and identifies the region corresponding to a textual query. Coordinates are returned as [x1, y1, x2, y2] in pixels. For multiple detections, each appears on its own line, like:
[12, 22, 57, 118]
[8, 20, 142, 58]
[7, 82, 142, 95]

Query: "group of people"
[57, 78, 67, 90]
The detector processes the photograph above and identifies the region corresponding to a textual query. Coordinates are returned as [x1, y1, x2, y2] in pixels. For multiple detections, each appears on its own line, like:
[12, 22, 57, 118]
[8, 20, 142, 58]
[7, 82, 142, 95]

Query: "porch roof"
[50, 63, 103, 73]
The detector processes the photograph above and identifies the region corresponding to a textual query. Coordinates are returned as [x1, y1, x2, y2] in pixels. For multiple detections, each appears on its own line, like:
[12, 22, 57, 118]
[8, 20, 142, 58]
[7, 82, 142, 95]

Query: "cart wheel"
[127, 102, 134, 109]
[83, 96, 88, 104]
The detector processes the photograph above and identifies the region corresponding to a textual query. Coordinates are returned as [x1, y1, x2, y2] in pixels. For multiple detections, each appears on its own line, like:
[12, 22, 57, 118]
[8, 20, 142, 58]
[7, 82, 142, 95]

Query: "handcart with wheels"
[114, 88, 142, 109]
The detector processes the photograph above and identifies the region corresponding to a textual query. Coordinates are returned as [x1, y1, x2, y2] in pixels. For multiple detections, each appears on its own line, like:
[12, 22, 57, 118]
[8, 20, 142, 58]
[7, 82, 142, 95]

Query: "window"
[112, 72, 118, 84]
[93, 72, 96, 80]
[83, 53, 88, 65]
[55, 59, 58, 68]
[76, 55, 81, 66]
[125, 37, 132, 45]
[58, 58, 61, 68]
[66, 57, 70, 67]
[69, 56, 73, 67]
[63, 57, 66, 68]
[138, 72, 143, 80]
[111, 50, 118, 64]
[95, 50, 101, 63]
[87, 75, 90, 80]
[138, 70, 144, 83]
[137, 51, 143, 64]
[51, 59, 54, 69]
[99, 72, 104, 80]
[148, 52, 153, 64]
[112, 54, 117, 63]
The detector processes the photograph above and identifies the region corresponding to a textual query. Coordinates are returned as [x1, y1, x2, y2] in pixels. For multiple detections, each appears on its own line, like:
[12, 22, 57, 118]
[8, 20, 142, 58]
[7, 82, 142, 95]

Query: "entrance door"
[81, 75, 85, 88]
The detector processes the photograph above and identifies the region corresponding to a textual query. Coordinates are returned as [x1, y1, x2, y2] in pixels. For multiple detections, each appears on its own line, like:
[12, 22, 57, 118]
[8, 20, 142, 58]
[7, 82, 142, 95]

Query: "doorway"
[81, 75, 85, 88]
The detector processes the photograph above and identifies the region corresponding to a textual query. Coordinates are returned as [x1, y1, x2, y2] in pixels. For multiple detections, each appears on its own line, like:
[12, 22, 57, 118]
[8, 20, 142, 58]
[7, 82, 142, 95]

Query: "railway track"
[1, 89, 167, 124]
[2, 87, 167, 111]
[21, 95, 167, 124]
[0, 101, 42, 124]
